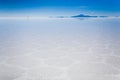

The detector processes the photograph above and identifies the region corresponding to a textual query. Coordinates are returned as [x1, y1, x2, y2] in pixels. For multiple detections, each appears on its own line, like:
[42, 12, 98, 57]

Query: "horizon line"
[0, 16, 119, 20]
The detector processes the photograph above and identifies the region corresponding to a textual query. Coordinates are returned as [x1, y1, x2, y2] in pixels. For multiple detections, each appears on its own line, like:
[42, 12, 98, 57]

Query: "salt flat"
[0, 18, 120, 80]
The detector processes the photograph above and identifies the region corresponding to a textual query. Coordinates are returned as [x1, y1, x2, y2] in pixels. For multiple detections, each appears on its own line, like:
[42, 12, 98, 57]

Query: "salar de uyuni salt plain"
[0, 18, 120, 80]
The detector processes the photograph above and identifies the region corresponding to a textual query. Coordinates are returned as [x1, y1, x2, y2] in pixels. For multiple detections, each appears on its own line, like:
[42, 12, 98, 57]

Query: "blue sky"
[0, 0, 120, 16]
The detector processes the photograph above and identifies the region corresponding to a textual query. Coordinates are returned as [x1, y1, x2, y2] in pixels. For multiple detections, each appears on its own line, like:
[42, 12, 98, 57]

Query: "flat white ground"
[0, 18, 120, 80]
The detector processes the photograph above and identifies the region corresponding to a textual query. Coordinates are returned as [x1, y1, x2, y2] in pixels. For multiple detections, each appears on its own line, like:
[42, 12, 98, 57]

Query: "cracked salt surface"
[0, 19, 120, 80]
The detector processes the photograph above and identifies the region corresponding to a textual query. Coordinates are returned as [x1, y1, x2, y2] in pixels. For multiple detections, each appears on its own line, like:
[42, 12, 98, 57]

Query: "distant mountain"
[71, 14, 108, 18]
[99, 16, 108, 18]
[54, 14, 120, 19]
[71, 14, 98, 18]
